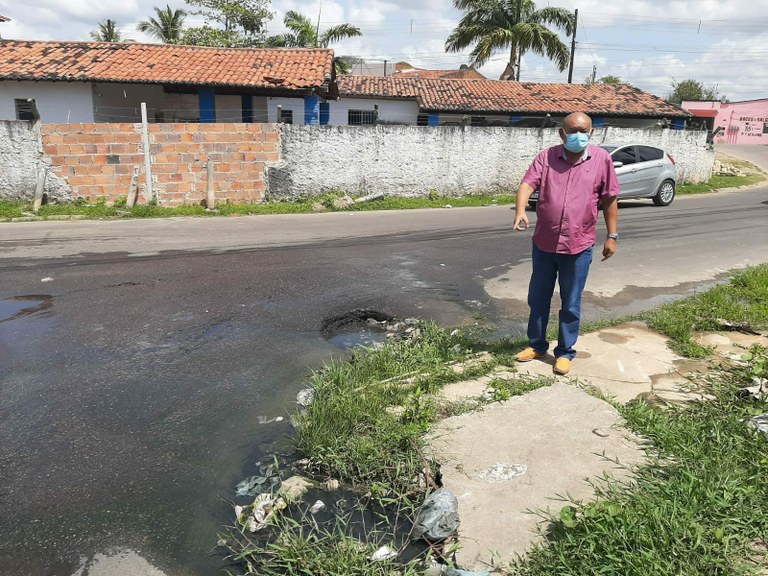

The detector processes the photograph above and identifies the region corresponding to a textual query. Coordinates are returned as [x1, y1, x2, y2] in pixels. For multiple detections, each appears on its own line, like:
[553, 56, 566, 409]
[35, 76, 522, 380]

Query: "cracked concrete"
[427, 323, 767, 571]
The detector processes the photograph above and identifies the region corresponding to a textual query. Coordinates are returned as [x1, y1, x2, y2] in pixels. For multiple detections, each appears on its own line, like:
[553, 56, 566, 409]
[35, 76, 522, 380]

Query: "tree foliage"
[185, 0, 272, 34]
[667, 79, 724, 105]
[137, 5, 187, 43]
[267, 10, 361, 48]
[445, 0, 574, 81]
[90, 19, 122, 42]
[181, 0, 272, 46]
[266, 11, 361, 73]
[585, 74, 623, 85]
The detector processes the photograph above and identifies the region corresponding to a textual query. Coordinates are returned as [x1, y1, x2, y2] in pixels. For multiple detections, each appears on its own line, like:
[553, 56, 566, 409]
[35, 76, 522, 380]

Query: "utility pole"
[591, 65, 597, 84]
[567, 8, 578, 84]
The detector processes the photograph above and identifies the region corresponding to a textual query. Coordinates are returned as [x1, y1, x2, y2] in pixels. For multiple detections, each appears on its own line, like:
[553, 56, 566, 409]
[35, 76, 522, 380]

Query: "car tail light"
[667, 153, 676, 165]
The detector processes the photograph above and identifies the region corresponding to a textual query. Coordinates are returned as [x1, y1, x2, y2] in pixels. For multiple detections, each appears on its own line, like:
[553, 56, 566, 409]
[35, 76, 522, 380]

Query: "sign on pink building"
[683, 99, 768, 145]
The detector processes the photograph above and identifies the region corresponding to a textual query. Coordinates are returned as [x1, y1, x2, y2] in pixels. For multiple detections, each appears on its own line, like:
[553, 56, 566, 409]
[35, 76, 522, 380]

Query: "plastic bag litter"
[236, 494, 287, 532]
[749, 413, 768, 435]
[411, 487, 460, 542]
[368, 545, 397, 562]
[235, 460, 281, 497]
[443, 568, 490, 576]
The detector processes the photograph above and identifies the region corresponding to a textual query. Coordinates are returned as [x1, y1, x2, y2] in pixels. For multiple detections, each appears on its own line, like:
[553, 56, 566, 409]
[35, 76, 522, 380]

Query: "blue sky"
[2, 0, 767, 101]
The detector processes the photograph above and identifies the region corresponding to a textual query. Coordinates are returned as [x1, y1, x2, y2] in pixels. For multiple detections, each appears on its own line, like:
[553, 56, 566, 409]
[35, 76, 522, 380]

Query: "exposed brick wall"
[41, 123, 280, 205]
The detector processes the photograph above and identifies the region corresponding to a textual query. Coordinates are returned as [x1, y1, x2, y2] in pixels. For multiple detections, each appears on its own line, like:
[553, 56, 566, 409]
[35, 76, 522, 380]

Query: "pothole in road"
[322, 309, 423, 351]
[321, 309, 393, 350]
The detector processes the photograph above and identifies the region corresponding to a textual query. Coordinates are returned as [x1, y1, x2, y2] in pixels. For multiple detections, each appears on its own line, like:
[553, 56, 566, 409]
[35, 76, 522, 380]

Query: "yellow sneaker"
[515, 347, 545, 362]
[554, 357, 571, 375]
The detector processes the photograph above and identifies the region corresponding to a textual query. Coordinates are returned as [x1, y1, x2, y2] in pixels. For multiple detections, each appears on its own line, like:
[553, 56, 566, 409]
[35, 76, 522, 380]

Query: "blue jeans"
[526, 243, 593, 360]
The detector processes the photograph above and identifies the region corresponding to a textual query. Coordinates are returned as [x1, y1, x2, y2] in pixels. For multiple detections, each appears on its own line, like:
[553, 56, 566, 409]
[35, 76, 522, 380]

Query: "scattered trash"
[452, 344, 462, 354]
[296, 388, 315, 407]
[748, 413, 768, 436]
[354, 191, 385, 204]
[450, 329, 459, 337]
[236, 493, 287, 532]
[256, 415, 285, 424]
[41, 277, 53, 282]
[368, 545, 397, 562]
[714, 317, 761, 335]
[280, 475, 313, 501]
[235, 460, 281, 497]
[478, 462, 528, 483]
[739, 378, 768, 402]
[443, 568, 490, 576]
[324, 478, 340, 491]
[309, 499, 326, 514]
[412, 488, 460, 542]
[443, 204, 453, 209]
[440, 263, 446, 267]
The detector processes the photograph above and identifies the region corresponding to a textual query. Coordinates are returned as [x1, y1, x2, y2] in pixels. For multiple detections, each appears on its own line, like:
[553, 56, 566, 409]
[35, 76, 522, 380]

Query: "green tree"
[181, 0, 272, 47]
[585, 74, 623, 85]
[267, 11, 361, 72]
[445, 0, 574, 81]
[137, 5, 187, 43]
[90, 19, 122, 42]
[667, 78, 723, 105]
[186, 0, 272, 34]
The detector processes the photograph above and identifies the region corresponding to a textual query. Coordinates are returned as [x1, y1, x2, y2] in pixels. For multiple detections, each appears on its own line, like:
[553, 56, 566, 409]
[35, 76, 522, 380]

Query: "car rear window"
[599, 145, 617, 153]
[637, 146, 664, 162]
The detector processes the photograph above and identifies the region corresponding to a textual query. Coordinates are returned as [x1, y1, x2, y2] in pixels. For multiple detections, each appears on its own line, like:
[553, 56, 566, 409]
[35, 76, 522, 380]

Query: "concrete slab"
[427, 382, 645, 570]
[694, 331, 768, 357]
[511, 322, 697, 404]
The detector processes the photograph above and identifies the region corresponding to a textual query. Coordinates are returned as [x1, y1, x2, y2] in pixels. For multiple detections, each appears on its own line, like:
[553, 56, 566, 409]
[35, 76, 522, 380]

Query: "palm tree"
[137, 5, 187, 44]
[445, 0, 574, 81]
[268, 10, 361, 73]
[90, 19, 122, 42]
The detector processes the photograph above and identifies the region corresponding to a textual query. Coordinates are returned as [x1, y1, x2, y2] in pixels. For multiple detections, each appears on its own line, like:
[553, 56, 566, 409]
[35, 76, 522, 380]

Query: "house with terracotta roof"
[333, 75, 689, 128]
[0, 40, 335, 125]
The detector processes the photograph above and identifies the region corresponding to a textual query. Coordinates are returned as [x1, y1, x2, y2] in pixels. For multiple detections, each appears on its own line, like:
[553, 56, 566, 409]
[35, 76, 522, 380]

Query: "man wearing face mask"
[512, 111, 619, 376]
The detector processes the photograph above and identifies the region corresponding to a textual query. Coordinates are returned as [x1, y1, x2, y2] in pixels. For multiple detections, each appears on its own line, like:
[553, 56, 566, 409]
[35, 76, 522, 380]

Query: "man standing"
[513, 111, 619, 375]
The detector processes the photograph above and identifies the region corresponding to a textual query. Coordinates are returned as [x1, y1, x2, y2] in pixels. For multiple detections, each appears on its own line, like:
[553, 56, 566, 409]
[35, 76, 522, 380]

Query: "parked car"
[529, 144, 677, 207]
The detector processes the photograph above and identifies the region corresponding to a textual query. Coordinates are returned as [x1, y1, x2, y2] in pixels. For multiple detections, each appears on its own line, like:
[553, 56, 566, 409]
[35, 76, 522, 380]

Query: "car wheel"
[653, 179, 675, 206]
[528, 200, 537, 209]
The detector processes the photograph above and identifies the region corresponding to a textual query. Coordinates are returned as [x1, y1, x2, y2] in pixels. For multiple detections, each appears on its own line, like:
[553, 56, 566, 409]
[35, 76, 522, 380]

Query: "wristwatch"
[607, 233, 619, 240]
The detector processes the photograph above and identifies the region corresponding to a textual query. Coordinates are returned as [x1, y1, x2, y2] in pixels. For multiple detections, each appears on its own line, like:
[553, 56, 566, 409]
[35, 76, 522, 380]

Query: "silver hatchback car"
[529, 144, 677, 207]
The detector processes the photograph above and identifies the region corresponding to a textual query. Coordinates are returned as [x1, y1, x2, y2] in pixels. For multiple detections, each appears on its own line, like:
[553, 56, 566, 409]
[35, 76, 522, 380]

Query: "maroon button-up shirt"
[522, 144, 619, 255]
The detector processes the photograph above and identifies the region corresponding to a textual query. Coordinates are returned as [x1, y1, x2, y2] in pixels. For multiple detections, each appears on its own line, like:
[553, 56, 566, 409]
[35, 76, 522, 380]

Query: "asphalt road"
[1, 184, 767, 575]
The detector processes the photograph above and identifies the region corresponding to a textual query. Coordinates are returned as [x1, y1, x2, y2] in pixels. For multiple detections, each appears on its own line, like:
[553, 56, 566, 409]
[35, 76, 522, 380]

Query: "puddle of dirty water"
[0, 295, 53, 322]
[0, 295, 55, 361]
[327, 328, 388, 350]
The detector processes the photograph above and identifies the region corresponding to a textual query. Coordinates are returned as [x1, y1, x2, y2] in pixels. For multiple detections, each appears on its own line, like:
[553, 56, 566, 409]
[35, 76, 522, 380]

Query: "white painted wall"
[328, 97, 419, 126]
[268, 97, 307, 125]
[269, 124, 713, 199]
[0, 81, 94, 123]
[92, 83, 168, 123]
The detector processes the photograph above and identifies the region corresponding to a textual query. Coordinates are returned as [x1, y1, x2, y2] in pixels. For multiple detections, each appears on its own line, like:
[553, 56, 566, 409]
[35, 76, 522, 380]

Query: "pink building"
[683, 98, 768, 145]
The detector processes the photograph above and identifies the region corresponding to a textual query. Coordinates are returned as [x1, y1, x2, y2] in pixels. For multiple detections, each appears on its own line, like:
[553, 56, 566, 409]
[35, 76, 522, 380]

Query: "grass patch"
[510, 346, 768, 576]
[293, 323, 487, 493]
[643, 264, 768, 357]
[678, 172, 766, 196]
[0, 193, 514, 222]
